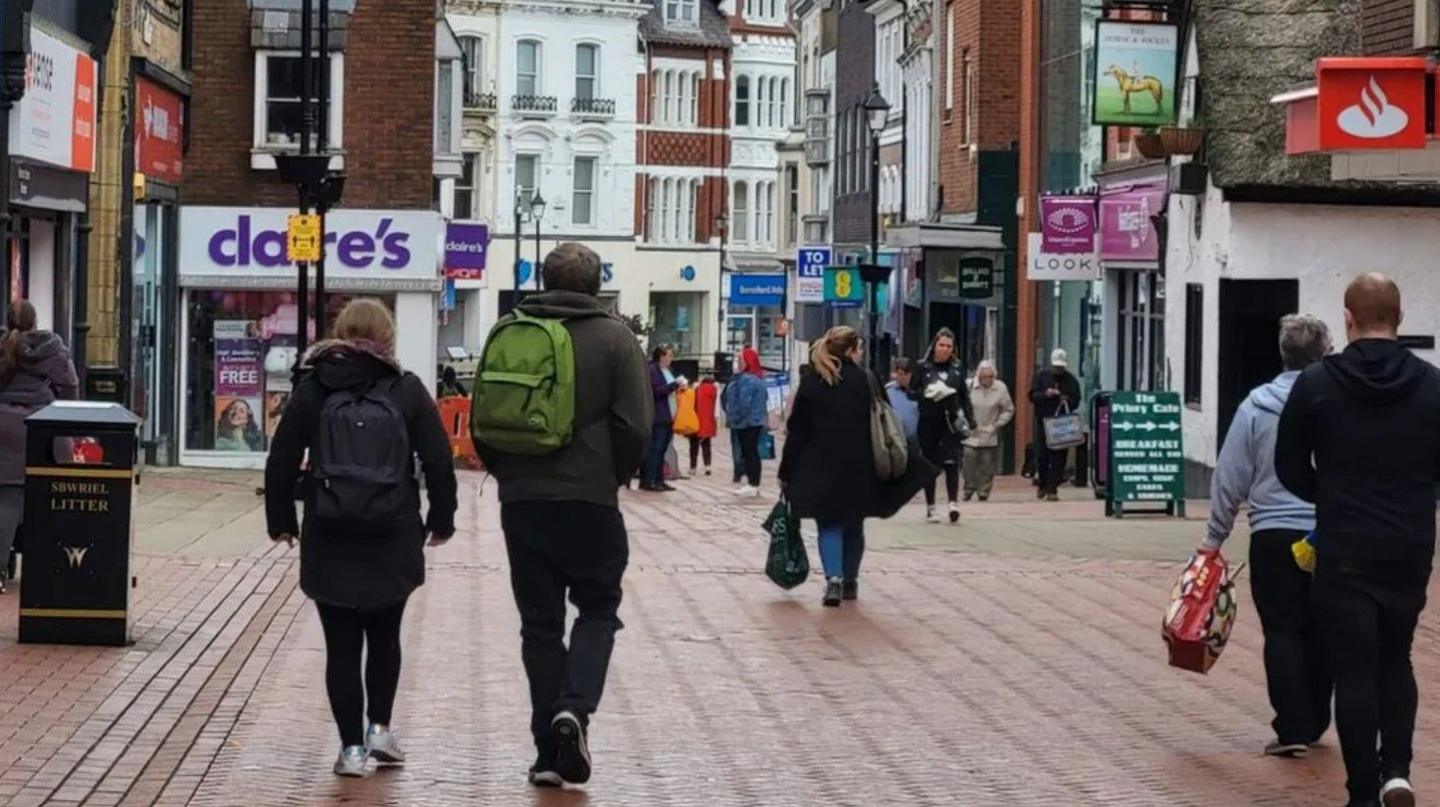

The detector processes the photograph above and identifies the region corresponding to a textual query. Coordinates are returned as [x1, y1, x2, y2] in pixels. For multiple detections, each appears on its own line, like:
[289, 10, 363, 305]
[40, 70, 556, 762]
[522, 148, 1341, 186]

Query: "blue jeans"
[644, 422, 671, 486]
[816, 521, 866, 581]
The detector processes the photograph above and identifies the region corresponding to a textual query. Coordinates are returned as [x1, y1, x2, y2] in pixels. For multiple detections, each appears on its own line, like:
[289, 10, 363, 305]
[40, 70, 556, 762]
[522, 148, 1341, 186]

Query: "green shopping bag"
[762, 497, 810, 590]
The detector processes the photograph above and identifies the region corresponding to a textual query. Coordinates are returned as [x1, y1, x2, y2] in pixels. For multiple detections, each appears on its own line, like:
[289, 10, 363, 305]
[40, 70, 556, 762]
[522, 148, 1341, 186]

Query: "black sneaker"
[1263, 739, 1308, 758]
[552, 711, 591, 785]
[822, 579, 843, 607]
[841, 580, 858, 601]
[528, 754, 563, 788]
[1381, 777, 1415, 807]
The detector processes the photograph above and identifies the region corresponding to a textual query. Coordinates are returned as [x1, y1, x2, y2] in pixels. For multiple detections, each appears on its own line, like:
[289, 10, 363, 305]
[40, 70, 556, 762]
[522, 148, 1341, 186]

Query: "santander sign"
[1316, 57, 1426, 151]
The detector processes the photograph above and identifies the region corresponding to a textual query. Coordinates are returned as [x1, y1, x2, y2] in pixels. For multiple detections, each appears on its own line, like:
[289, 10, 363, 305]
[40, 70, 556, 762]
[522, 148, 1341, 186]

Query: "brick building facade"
[937, 0, 1019, 217]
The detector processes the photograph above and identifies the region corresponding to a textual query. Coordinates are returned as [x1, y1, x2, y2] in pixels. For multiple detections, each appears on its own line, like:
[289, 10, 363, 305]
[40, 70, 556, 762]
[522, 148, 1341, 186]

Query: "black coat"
[264, 343, 458, 610]
[778, 360, 882, 523]
[1276, 339, 1440, 564]
[909, 358, 975, 463]
[1029, 368, 1082, 448]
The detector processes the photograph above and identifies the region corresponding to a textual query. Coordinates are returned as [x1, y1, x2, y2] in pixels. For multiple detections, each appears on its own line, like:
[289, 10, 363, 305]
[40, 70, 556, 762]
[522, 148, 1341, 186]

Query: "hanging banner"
[1099, 184, 1166, 262]
[1040, 196, 1098, 254]
[444, 221, 489, 280]
[1091, 21, 1179, 126]
[135, 76, 185, 183]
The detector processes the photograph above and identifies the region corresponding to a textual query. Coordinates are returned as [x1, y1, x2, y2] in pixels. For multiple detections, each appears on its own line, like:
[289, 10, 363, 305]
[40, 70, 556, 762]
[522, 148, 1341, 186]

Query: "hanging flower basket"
[1160, 126, 1204, 156]
[1133, 131, 1166, 160]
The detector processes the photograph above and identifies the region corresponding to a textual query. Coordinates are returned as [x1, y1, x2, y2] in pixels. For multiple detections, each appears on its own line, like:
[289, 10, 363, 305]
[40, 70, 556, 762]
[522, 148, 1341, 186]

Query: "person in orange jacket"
[689, 375, 718, 475]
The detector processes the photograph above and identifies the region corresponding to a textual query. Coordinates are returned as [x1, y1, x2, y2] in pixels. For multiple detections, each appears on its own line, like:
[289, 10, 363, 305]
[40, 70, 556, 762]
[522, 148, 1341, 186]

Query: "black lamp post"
[512, 190, 527, 307]
[863, 83, 891, 374]
[714, 213, 728, 352]
[530, 191, 547, 290]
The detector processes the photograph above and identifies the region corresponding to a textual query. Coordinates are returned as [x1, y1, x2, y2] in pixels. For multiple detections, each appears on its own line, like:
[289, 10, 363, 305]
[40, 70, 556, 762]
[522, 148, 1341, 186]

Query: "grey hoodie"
[474, 290, 653, 508]
[1202, 371, 1315, 549]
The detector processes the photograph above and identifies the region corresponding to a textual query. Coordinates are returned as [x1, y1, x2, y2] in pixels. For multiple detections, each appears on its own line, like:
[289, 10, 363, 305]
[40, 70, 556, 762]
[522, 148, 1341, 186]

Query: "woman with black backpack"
[264, 299, 457, 778]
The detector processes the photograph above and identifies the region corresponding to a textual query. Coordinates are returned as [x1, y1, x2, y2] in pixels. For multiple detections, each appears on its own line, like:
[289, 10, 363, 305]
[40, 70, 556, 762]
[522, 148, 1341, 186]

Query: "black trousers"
[735, 427, 762, 486]
[923, 464, 960, 506]
[502, 501, 629, 755]
[688, 435, 712, 470]
[1249, 529, 1332, 745]
[1314, 556, 1430, 801]
[1037, 444, 1067, 494]
[315, 599, 408, 748]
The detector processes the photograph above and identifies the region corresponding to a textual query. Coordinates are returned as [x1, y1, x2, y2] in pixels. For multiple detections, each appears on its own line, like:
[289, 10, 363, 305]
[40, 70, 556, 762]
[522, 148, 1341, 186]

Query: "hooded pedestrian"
[264, 299, 458, 778]
[963, 360, 1014, 501]
[1202, 314, 1333, 759]
[1276, 274, 1440, 807]
[722, 347, 768, 498]
[909, 328, 975, 523]
[778, 326, 882, 606]
[0, 300, 78, 592]
[1028, 348, 1082, 501]
[474, 242, 651, 788]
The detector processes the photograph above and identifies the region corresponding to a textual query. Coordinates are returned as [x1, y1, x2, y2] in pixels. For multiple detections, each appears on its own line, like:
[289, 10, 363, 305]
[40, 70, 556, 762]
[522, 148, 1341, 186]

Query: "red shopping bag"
[1162, 550, 1243, 674]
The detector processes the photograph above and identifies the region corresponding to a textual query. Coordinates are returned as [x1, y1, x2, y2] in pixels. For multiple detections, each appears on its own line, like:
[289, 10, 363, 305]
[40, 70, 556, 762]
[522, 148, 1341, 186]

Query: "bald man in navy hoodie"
[1276, 273, 1440, 807]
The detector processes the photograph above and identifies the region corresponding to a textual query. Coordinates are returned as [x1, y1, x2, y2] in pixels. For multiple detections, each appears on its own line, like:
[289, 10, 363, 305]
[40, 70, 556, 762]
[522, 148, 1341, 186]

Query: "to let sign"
[795, 246, 829, 303]
[287, 214, 322, 262]
[1107, 391, 1185, 507]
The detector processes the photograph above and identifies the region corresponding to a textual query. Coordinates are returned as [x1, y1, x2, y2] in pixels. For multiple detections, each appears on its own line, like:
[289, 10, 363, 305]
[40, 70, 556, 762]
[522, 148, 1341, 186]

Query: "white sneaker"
[334, 745, 370, 777]
[925, 506, 940, 524]
[1381, 778, 1416, 807]
[735, 485, 760, 499]
[366, 723, 406, 765]
[948, 502, 961, 524]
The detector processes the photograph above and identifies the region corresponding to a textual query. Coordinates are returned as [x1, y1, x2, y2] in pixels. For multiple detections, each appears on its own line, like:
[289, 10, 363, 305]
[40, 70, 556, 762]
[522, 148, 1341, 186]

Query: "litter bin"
[18, 401, 140, 646]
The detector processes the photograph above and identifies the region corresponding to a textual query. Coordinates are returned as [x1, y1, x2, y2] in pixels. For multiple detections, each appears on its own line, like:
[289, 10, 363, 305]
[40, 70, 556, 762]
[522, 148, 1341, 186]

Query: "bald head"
[1343, 273, 1402, 340]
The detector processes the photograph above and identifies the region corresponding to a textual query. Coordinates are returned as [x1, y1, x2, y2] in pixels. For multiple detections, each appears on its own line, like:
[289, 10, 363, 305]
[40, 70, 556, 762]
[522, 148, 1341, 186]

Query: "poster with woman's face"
[214, 396, 264, 452]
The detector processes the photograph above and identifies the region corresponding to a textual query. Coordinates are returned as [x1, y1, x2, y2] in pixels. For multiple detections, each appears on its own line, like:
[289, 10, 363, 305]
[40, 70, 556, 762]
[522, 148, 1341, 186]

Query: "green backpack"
[470, 310, 576, 456]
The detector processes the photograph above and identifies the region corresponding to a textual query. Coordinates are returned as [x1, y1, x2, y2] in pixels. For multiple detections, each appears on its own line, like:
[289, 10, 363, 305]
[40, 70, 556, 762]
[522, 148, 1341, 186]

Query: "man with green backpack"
[470, 242, 652, 789]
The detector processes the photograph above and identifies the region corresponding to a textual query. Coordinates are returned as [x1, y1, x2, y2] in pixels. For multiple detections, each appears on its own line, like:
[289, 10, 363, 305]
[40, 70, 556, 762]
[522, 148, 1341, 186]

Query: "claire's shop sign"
[179, 207, 440, 282]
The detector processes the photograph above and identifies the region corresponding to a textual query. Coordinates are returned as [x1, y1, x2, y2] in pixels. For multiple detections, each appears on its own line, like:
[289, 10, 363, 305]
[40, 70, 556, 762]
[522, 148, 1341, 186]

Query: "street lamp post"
[863, 84, 892, 375]
[714, 213, 729, 361]
[512, 191, 526, 308]
[530, 192, 547, 290]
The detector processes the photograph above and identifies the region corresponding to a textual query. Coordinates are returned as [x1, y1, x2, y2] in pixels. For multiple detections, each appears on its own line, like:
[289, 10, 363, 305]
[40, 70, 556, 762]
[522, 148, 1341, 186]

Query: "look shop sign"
[1108, 391, 1184, 504]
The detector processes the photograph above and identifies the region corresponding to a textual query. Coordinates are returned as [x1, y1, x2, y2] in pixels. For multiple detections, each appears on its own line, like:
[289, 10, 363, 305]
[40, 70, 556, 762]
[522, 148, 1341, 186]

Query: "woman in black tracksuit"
[909, 328, 975, 524]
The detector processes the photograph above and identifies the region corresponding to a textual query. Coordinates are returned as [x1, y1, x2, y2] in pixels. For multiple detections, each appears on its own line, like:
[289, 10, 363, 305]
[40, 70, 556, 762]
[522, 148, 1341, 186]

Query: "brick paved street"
[0, 463, 1437, 805]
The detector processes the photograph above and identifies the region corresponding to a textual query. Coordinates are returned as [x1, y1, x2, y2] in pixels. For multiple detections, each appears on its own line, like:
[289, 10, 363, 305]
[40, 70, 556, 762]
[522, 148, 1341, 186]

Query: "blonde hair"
[809, 326, 861, 386]
[333, 299, 396, 356]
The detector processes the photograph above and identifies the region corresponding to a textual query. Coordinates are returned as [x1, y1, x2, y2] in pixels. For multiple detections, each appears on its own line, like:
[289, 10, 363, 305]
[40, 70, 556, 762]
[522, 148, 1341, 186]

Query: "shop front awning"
[884, 222, 1005, 250]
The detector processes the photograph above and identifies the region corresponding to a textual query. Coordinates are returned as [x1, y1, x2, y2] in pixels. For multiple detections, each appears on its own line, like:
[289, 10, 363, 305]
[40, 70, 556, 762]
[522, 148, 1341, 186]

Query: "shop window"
[184, 292, 394, 454]
[573, 157, 596, 225]
[650, 292, 703, 357]
[575, 44, 598, 101]
[254, 52, 344, 155]
[517, 40, 541, 97]
[1184, 284, 1203, 405]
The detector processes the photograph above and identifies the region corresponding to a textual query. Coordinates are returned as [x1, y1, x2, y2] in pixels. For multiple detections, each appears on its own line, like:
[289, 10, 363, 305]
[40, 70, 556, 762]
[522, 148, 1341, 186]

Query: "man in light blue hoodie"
[1201, 313, 1333, 759]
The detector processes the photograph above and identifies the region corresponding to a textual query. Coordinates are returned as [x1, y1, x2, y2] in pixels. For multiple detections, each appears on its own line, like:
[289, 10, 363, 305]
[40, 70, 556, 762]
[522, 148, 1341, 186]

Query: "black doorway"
[1217, 279, 1299, 447]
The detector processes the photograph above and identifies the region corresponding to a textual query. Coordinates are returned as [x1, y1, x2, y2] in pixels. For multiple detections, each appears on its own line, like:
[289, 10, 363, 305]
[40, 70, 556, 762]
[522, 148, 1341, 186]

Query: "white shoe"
[334, 745, 370, 777]
[948, 502, 961, 524]
[1382, 778, 1416, 807]
[365, 723, 406, 765]
[735, 486, 760, 499]
[925, 506, 940, 524]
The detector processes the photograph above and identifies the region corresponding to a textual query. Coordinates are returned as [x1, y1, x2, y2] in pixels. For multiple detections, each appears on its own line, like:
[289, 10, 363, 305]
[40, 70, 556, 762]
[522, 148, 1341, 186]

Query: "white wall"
[27, 220, 56, 331]
[1167, 188, 1440, 469]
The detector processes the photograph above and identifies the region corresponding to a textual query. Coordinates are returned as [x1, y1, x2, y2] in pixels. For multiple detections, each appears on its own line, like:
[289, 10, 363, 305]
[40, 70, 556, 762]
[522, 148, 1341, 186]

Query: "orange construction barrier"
[437, 396, 482, 470]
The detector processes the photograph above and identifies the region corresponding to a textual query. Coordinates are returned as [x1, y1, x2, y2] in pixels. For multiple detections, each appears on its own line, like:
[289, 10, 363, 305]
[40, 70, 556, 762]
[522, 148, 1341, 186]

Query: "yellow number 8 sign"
[823, 267, 863, 306]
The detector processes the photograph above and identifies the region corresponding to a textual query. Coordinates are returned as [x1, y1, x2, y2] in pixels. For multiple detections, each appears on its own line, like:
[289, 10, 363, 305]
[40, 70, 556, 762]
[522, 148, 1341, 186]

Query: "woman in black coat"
[264, 299, 457, 778]
[910, 328, 976, 524]
[778, 326, 882, 607]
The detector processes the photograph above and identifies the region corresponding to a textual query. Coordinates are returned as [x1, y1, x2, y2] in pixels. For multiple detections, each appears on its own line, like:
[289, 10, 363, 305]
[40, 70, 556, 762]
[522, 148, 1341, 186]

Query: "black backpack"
[311, 376, 414, 524]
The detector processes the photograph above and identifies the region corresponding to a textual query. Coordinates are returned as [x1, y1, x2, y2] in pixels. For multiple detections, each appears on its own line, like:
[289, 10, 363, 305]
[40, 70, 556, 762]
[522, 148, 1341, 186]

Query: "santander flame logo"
[1337, 76, 1409, 139]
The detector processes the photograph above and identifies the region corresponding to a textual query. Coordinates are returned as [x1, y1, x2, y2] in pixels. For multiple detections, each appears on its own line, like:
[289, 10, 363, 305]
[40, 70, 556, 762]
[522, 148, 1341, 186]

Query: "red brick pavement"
[0, 470, 1437, 805]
